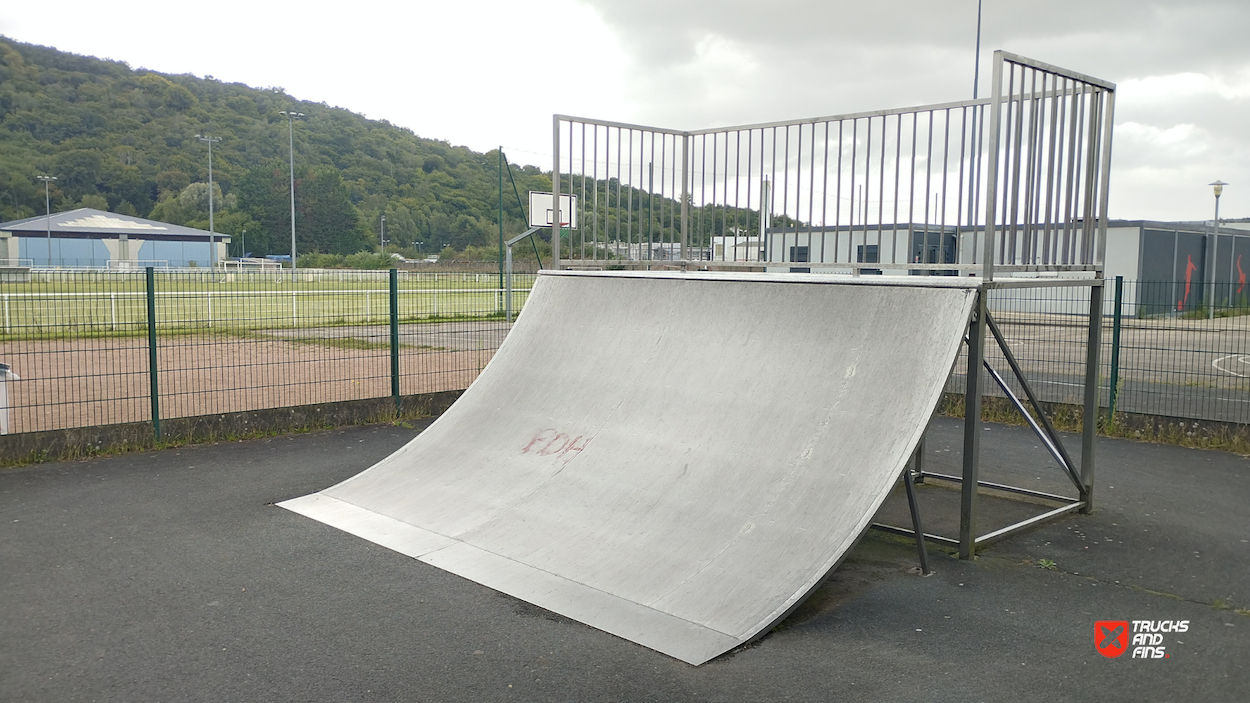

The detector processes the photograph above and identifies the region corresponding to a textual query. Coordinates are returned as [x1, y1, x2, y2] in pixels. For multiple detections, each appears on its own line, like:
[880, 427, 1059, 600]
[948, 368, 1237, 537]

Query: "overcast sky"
[2, 0, 1246, 220]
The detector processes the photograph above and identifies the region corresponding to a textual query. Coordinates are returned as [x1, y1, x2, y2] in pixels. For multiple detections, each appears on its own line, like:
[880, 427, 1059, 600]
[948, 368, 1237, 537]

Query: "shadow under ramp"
[280, 270, 978, 665]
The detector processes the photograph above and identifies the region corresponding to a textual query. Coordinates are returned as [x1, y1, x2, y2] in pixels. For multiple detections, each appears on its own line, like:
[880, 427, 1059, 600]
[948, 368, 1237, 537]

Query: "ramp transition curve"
[281, 271, 978, 664]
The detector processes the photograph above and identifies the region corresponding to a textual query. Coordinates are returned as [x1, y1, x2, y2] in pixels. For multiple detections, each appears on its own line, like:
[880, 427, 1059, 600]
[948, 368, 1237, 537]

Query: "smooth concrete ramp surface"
[281, 271, 977, 665]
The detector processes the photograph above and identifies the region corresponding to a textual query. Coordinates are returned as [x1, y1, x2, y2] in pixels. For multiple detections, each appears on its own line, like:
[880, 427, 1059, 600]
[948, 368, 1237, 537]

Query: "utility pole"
[36, 175, 57, 267]
[278, 110, 304, 270]
[196, 134, 222, 269]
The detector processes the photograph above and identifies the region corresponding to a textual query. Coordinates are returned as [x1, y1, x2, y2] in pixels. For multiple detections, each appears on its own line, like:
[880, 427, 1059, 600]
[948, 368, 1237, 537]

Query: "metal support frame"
[505, 227, 542, 322]
[874, 280, 1101, 558]
[902, 464, 932, 575]
[959, 291, 986, 558]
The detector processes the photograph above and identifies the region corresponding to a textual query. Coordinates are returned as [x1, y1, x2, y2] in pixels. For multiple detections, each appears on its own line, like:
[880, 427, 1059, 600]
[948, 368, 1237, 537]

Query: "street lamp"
[1209, 180, 1228, 319]
[278, 110, 304, 270]
[195, 134, 222, 269]
[36, 175, 57, 267]
[380, 214, 387, 252]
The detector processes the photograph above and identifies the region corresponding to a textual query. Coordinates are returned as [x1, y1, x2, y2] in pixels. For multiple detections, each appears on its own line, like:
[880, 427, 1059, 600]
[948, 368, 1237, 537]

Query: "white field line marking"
[1212, 354, 1250, 378]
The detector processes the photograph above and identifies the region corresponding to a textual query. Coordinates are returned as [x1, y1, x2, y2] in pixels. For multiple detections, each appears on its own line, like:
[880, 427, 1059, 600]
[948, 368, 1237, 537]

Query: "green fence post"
[390, 268, 400, 416]
[145, 266, 161, 440]
[1107, 275, 1123, 422]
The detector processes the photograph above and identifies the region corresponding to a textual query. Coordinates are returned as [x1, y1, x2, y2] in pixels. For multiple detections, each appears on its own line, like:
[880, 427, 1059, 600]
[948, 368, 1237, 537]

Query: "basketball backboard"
[529, 192, 578, 229]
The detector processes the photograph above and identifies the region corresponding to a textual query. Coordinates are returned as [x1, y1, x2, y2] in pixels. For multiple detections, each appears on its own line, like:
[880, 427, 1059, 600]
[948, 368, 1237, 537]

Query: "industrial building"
[749, 219, 1249, 314]
[0, 208, 229, 269]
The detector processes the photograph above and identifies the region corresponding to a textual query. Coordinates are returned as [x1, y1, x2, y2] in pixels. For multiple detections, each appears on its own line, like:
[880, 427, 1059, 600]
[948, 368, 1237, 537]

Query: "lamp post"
[380, 214, 387, 252]
[240, 229, 246, 259]
[1209, 180, 1228, 319]
[278, 110, 304, 270]
[36, 175, 57, 267]
[195, 134, 222, 269]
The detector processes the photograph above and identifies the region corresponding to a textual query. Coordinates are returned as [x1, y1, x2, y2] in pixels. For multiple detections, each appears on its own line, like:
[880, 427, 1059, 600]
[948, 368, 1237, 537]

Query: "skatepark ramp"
[282, 271, 978, 664]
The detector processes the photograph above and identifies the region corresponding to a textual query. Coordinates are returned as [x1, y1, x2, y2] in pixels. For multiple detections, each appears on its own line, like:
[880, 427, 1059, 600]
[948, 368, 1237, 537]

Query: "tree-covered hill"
[0, 37, 552, 258]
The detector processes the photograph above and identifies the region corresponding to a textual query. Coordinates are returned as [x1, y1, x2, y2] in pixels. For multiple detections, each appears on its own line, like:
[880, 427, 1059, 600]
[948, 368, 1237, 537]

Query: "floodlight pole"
[196, 134, 222, 269]
[1209, 180, 1227, 319]
[380, 214, 387, 252]
[37, 175, 57, 267]
[279, 110, 304, 270]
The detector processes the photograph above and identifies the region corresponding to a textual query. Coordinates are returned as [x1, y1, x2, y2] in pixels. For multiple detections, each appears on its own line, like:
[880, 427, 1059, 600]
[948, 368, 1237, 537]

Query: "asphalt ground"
[1, 417, 1246, 702]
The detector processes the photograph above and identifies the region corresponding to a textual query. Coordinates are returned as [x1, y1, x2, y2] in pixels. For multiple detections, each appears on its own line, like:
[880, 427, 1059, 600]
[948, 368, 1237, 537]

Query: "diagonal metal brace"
[983, 312, 1084, 494]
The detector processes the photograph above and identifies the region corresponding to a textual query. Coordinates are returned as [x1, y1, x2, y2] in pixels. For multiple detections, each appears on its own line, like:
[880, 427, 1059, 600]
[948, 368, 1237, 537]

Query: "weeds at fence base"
[937, 393, 1250, 456]
[0, 390, 462, 469]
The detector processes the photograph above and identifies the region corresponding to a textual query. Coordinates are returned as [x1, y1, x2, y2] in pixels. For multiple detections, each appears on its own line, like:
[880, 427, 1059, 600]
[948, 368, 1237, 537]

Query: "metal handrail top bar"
[540, 269, 986, 289]
[999, 51, 1117, 91]
[557, 87, 1102, 139]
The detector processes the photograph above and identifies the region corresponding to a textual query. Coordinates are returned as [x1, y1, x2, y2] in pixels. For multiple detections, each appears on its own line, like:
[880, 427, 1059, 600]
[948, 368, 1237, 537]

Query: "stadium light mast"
[195, 134, 222, 269]
[278, 110, 304, 270]
[36, 175, 57, 267]
[380, 214, 387, 252]
[1209, 180, 1228, 319]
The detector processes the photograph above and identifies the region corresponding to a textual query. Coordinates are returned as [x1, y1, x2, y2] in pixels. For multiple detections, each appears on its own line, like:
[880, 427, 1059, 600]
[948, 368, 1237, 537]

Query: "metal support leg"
[903, 468, 932, 576]
[912, 432, 926, 484]
[1080, 282, 1104, 514]
[960, 290, 985, 559]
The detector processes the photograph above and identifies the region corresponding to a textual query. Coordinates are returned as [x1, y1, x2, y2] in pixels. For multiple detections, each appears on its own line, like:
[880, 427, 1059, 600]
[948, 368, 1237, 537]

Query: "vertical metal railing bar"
[1087, 89, 1106, 264]
[650, 133, 660, 260]
[681, 133, 689, 260]
[614, 128, 622, 258]
[1096, 88, 1116, 268]
[579, 123, 587, 260]
[626, 129, 634, 257]
[982, 51, 1005, 279]
[877, 116, 887, 263]
[941, 109, 952, 265]
[1078, 88, 1099, 263]
[744, 129, 753, 259]
[955, 107, 968, 260]
[552, 117, 560, 268]
[834, 121, 843, 262]
[1062, 78, 1080, 265]
[907, 113, 917, 265]
[717, 133, 727, 261]
[591, 125, 599, 260]
[1073, 84, 1088, 263]
[1021, 68, 1039, 264]
[1007, 63, 1024, 266]
[1042, 73, 1059, 264]
[567, 121, 574, 261]
[892, 115, 904, 266]
[808, 123, 818, 261]
[923, 111, 934, 265]
[699, 133, 708, 258]
[849, 119, 858, 272]
[769, 126, 778, 262]
[782, 124, 791, 263]
[660, 132, 668, 254]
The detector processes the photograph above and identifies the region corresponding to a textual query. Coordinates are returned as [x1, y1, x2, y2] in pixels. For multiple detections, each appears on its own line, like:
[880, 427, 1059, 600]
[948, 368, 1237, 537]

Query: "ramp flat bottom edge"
[278, 495, 739, 665]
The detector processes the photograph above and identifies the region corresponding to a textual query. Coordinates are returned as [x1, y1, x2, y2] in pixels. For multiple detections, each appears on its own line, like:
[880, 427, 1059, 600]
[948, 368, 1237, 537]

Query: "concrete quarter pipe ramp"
[280, 271, 978, 664]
